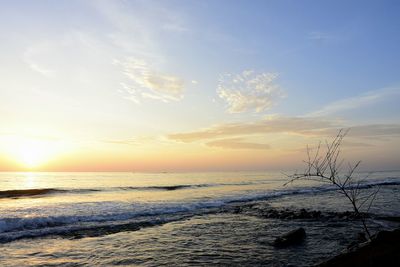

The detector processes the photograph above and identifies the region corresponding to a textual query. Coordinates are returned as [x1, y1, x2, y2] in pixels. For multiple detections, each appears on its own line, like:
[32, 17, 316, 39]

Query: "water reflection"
[22, 172, 37, 188]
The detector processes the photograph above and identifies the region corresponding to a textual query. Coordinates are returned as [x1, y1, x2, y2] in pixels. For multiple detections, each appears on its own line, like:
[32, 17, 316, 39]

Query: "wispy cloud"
[22, 31, 111, 80]
[293, 140, 374, 154]
[102, 135, 158, 146]
[23, 37, 68, 77]
[301, 124, 400, 138]
[91, 0, 155, 52]
[91, 1, 187, 104]
[340, 141, 374, 147]
[161, 13, 189, 33]
[308, 31, 331, 41]
[93, 0, 189, 52]
[102, 137, 138, 146]
[168, 116, 336, 142]
[25, 61, 54, 76]
[308, 87, 400, 117]
[206, 138, 270, 150]
[168, 115, 400, 151]
[117, 58, 185, 103]
[217, 70, 285, 113]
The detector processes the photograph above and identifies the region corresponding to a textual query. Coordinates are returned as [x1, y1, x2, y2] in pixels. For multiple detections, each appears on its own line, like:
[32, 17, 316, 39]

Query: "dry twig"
[286, 129, 379, 239]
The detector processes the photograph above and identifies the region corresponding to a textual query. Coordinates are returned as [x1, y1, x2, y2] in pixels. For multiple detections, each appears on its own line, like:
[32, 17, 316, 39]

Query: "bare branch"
[285, 129, 378, 240]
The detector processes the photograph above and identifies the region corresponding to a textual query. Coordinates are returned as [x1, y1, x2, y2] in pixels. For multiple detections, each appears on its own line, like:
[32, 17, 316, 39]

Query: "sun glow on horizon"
[3, 136, 68, 169]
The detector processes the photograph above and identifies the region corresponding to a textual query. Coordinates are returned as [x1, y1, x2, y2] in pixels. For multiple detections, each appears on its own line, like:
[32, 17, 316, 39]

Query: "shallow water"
[0, 171, 399, 266]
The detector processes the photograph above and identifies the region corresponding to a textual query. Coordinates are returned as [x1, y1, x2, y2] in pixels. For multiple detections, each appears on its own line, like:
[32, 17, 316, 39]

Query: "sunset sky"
[0, 0, 399, 171]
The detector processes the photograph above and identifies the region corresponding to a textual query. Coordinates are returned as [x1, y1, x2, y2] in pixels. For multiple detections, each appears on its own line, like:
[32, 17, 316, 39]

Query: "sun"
[16, 139, 52, 168]
[4, 136, 66, 169]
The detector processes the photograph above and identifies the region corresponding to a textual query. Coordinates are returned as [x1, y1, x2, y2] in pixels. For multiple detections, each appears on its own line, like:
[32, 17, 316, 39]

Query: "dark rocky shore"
[317, 228, 400, 267]
[225, 201, 400, 266]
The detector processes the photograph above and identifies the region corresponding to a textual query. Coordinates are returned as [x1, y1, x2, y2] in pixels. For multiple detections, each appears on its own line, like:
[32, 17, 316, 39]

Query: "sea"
[0, 171, 399, 266]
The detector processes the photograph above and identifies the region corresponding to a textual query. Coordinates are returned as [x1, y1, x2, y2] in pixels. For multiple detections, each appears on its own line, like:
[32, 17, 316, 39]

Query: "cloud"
[117, 58, 185, 103]
[90, 1, 188, 103]
[168, 115, 400, 149]
[161, 14, 188, 33]
[102, 135, 158, 146]
[168, 116, 336, 142]
[206, 138, 270, 150]
[293, 140, 374, 154]
[217, 70, 285, 113]
[0, 132, 62, 141]
[92, 0, 189, 52]
[341, 141, 374, 147]
[308, 87, 400, 117]
[301, 124, 400, 138]
[102, 137, 138, 145]
[26, 62, 54, 76]
[22, 34, 81, 77]
[308, 31, 331, 41]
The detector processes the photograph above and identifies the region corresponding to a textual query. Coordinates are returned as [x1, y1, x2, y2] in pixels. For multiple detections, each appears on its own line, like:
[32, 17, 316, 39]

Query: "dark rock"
[357, 232, 367, 243]
[376, 216, 400, 222]
[317, 228, 400, 267]
[273, 227, 306, 247]
[347, 232, 367, 250]
[312, 211, 321, 218]
[373, 229, 400, 246]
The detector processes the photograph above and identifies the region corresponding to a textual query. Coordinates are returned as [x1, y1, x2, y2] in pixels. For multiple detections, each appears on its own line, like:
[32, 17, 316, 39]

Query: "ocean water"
[0, 171, 399, 266]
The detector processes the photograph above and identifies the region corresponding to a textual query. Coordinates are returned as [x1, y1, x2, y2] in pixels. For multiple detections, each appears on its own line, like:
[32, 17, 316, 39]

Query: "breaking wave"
[0, 177, 398, 243]
[2, 177, 398, 199]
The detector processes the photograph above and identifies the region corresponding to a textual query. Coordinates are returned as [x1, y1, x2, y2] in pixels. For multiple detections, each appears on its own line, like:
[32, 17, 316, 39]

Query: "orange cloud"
[206, 138, 270, 150]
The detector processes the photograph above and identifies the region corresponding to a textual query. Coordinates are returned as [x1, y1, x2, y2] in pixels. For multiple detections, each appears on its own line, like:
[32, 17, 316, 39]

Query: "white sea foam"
[0, 176, 398, 243]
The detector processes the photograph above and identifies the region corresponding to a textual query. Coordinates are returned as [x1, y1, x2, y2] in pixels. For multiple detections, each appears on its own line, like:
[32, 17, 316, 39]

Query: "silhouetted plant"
[285, 129, 379, 240]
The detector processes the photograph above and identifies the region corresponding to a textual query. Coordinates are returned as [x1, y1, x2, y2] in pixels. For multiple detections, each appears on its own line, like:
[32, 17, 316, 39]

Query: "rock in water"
[273, 227, 306, 247]
[317, 228, 400, 267]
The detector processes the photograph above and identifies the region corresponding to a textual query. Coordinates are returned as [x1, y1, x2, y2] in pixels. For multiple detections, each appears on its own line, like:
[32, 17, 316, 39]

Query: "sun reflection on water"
[22, 172, 38, 188]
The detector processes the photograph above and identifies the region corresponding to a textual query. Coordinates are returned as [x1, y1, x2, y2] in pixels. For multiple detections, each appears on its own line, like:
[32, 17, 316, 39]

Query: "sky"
[0, 0, 399, 172]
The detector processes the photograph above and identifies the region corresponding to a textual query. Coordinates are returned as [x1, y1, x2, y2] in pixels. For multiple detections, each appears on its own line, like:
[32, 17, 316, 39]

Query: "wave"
[0, 188, 100, 199]
[0, 200, 225, 243]
[0, 177, 399, 200]
[0, 188, 61, 198]
[119, 184, 212, 191]
[0, 181, 266, 199]
[0, 177, 398, 243]
[0, 185, 213, 199]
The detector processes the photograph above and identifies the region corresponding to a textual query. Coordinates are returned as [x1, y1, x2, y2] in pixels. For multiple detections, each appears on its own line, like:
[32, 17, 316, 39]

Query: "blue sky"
[0, 0, 399, 171]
